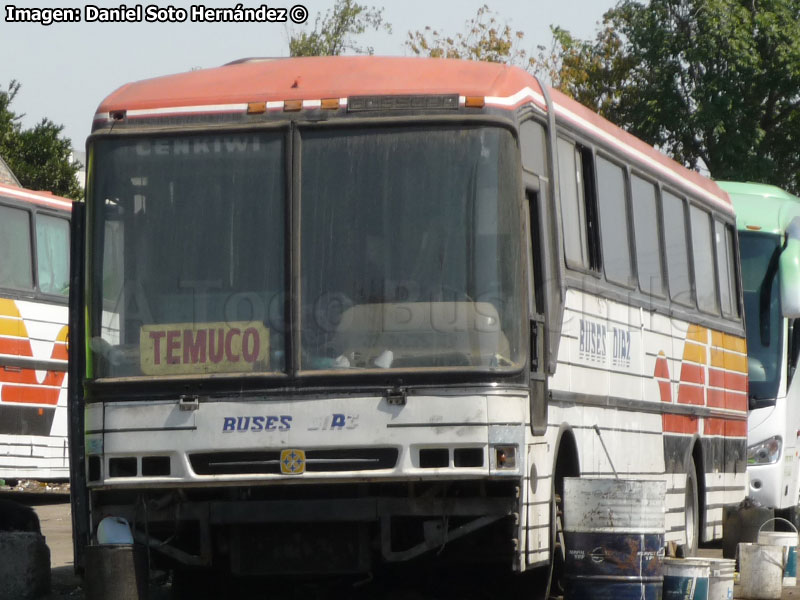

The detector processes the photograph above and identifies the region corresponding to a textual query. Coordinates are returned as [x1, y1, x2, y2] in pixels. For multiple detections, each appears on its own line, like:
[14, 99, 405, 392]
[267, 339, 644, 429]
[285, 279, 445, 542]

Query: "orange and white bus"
[0, 182, 71, 480]
[69, 57, 747, 593]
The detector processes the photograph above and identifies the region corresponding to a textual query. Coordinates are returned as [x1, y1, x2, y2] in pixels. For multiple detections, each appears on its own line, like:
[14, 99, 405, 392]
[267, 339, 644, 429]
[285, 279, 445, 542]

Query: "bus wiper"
[759, 244, 782, 347]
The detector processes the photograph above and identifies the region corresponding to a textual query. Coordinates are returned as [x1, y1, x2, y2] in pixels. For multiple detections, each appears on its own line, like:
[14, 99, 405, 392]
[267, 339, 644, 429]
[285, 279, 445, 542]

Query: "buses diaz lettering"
[223, 416, 292, 433]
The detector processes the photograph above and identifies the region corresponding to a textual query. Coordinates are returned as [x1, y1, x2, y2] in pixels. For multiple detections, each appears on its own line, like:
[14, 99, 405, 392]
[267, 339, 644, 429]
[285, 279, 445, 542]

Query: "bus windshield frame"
[739, 230, 783, 408]
[86, 122, 527, 384]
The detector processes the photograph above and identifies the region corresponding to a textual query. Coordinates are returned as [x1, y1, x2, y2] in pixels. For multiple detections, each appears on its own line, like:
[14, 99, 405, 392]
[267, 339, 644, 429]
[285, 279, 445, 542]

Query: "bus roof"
[0, 182, 73, 212]
[717, 181, 800, 235]
[94, 56, 730, 213]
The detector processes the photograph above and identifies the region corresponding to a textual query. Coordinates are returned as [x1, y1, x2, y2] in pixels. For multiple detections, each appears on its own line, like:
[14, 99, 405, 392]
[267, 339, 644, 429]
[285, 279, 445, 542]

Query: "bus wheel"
[683, 459, 700, 556]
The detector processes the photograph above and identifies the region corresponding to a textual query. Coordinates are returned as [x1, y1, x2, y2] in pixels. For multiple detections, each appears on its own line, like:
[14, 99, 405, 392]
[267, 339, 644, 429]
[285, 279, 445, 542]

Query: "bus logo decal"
[280, 449, 306, 475]
[579, 319, 607, 363]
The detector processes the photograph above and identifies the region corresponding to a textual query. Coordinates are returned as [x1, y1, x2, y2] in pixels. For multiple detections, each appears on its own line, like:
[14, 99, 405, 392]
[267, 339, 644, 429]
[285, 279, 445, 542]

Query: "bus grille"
[190, 448, 399, 475]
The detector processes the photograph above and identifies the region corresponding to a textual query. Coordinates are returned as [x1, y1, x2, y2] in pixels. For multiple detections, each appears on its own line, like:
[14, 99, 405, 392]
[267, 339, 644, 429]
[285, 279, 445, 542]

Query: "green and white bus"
[720, 181, 800, 524]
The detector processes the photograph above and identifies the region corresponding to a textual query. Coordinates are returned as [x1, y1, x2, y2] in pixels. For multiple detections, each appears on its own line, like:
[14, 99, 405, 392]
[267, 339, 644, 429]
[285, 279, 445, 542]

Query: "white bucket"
[662, 557, 710, 599]
[707, 558, 734, 600]
[738, 543, 784, 600]
[757, 517, 798, 587]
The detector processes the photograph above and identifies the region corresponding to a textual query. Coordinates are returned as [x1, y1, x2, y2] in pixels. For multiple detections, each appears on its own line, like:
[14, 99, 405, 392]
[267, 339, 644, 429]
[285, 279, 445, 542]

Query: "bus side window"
[714, 219, 738, 318]
[0, 203, 34, 290]
[661, 191, 693, 306]
[690, 206, 719, 315]
[789, 319, 800, 385]
[520, 120, 547, 177]
[557, 138, 599, 271]
[596, 156, 634, 287]
[630, 175, 665, 297]
[35, 213, 70, 296]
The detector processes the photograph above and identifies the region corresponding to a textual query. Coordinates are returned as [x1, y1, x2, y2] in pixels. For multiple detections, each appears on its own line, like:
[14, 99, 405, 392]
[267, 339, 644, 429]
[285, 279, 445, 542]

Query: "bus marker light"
[746, 225, 762, 230]
[495, 445, 517, 469]
[321, 98, 340, 110]
[465, 96, 485, 108]
[284, 99, 302, 112]
[247, 102, 266, 114]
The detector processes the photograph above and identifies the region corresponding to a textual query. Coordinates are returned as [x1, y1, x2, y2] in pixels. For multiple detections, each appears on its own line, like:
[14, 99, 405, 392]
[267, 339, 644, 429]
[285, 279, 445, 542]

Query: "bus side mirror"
[780, 217, 800, 318]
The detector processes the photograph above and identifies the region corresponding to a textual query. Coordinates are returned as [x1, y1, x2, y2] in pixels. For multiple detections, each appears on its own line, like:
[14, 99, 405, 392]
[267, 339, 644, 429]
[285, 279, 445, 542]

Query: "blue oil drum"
[563, 478, 666, 600]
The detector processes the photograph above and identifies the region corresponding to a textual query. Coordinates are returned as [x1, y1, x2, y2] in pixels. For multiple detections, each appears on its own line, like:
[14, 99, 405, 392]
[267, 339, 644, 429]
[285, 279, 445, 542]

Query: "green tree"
[556, 0, 800, 192]
[0, 80, 81, 199]
[289, 0, 390, 57]
[406, 4, 534, 69]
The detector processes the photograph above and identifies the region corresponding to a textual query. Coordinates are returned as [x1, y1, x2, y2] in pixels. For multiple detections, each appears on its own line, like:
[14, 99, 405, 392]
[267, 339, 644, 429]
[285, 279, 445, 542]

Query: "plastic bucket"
[707, 558, 734, 600]
[757, 517, 798, 586]
[563, 478, 665, 600]
[737, 542, 783, 600]
[662, 557, 710, 600]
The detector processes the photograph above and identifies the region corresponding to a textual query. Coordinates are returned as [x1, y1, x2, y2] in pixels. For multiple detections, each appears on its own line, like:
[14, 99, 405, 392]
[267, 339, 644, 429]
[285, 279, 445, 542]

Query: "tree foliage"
[553, 0, 800, 192]
[0, 80, 81, 199]
[406, 4, 534, 69]
[289, 0, 390, 57]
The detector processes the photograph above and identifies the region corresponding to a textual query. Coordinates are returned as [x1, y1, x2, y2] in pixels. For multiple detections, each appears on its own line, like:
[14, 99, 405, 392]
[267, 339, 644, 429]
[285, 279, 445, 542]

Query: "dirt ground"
[6, 488, 800, 600]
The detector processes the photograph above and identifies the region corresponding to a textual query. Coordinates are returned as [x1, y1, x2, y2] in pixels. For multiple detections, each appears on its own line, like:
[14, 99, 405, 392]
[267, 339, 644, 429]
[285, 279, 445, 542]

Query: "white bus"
[720, 181, 800, 526]
[69, 57, 747, 595]
[0, 182, 71, 480]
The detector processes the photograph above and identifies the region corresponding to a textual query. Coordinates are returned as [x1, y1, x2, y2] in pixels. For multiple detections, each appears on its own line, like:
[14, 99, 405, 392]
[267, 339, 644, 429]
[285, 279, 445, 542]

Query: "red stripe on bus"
[725, 391, 748, 412]
[663, 414, 699, 434]
[1, 385, 60, 406]
[726, 420, 747, 437]
[677, 384, 705, 405]
[708, 368, 747, 393]
[679, 363, 705, 385]
[0, 368, 66, 387]
[704, 418, 726, 436]
[0, 337, 33, 356]
[707, 388, 725, 408]
[658, 380, 672, 403]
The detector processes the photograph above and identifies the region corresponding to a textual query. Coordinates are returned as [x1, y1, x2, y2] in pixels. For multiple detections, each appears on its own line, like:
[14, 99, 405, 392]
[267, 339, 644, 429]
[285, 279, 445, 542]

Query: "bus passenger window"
[662, 192, 693, 306]
[715, 220, 737, 317]
[557, 138, 590, 270]
[690, 206, 719, 314]
[520, 120, 547, 176]
[35, 214, 70, 296]
[596, 156, 633, 287]
[0, 204, 33, 290]
[631, 176, 664, 296]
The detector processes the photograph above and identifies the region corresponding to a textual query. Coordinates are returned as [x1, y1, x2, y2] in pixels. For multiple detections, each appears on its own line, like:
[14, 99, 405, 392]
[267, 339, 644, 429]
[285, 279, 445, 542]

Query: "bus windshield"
[740, 231, 782, 406]
[89, 125, 524, 378]
[300, 126, 523, 371]
[90, 132, 286, 378]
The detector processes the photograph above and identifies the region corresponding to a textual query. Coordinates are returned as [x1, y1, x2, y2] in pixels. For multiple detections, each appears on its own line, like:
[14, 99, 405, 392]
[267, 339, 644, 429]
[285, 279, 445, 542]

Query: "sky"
[1, 0, 613, 148]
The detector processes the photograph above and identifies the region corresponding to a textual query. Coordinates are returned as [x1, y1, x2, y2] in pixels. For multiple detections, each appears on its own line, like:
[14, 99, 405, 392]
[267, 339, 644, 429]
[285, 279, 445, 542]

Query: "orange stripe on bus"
[722, 334, 747, 354]
[0, 317, 27, 338]
[687, 325, 708, 343]
[710, 348, 747, 373]
[0, 299, 21, 317]
[683, 342, 707, 365]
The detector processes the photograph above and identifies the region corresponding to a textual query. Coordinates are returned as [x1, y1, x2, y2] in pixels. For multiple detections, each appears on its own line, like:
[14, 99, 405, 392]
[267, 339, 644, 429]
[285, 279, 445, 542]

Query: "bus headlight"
[747, 436, 782, 465]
